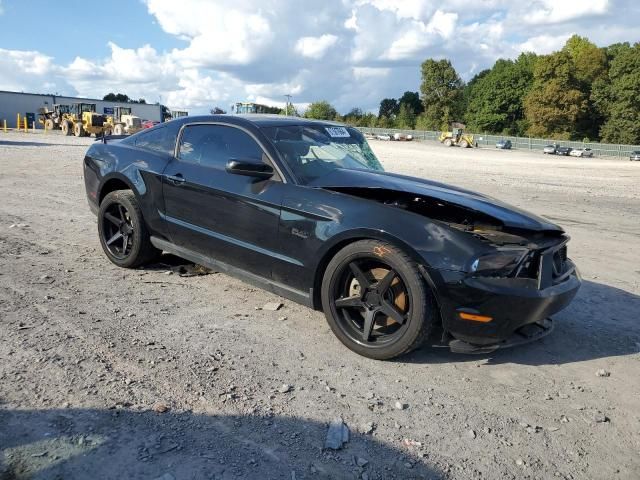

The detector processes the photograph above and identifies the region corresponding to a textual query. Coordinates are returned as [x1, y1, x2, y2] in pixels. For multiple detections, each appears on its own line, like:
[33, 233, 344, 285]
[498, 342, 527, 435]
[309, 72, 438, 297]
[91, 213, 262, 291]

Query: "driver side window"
[178, 124, 265, 170]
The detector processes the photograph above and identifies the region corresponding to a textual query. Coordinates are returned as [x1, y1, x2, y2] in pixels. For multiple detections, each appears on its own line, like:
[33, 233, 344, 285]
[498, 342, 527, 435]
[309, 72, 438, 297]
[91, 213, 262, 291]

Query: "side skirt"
[149, 236, 313, 308]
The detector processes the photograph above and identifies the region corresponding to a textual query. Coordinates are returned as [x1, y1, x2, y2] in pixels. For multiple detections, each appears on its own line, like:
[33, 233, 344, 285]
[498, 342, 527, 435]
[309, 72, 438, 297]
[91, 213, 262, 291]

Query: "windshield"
[262, 124, 383, 183]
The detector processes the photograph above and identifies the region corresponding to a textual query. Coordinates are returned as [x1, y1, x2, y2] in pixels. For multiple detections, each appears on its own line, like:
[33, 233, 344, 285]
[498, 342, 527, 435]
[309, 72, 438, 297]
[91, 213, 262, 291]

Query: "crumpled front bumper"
[424, 260, 581, 350]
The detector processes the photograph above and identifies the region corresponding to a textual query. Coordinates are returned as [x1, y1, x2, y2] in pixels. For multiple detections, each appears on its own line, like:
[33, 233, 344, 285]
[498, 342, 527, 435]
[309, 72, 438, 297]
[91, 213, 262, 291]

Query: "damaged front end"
[324, 185, 581, 353]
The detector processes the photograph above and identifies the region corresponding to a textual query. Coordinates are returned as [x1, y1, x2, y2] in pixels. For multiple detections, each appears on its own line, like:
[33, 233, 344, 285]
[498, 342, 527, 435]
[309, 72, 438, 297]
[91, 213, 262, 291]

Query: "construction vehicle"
[37, 104, 70, 130]
[107, 106, 142, 135]
[60, 103, 109, 137]
[439, 123, 474, 148]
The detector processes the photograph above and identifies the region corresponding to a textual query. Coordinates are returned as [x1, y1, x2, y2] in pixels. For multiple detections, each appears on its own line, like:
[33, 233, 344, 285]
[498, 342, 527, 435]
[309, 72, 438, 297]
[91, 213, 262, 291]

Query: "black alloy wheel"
[333, 259, 410, 345]
[321, 240, 434, 359]
[97, 190, 159, 268]
[102, 202, 134, 259]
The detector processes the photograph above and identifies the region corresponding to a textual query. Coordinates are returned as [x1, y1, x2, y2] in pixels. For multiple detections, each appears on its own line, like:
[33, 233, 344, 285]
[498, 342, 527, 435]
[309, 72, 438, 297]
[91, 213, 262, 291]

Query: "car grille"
[537, 240, 573, 289]
[513, 240, 572, 289]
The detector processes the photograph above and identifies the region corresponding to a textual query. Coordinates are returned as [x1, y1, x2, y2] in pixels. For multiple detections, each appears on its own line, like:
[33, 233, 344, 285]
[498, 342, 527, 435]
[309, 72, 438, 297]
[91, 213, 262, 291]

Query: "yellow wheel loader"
[106, 106, 142, 136]
[439, 123, 474, 148]
[60, 103, 109, 137]
[37, 104, 70, 131]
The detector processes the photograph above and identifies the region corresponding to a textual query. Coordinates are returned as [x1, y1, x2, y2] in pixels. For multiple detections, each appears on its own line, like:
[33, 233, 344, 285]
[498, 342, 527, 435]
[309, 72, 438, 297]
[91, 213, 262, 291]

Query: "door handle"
[165, 174, 185, 185]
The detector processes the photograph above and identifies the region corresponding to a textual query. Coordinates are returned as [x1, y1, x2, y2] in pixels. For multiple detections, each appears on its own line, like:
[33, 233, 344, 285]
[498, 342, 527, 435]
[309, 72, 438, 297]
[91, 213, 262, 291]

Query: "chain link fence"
[356, 127, 640, 158]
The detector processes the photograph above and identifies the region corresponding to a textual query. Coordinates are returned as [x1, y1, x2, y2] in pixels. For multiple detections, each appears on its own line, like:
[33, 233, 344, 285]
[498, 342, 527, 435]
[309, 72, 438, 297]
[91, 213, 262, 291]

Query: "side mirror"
[225, 158, 274, 179]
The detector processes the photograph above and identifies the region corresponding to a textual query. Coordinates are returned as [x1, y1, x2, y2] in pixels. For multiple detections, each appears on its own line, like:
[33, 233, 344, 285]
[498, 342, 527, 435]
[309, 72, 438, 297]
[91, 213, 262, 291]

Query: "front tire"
[321, 240, 435, 360]
[61, 121, 71, 136]
[98, 190, 160, 268]
[74, 122, 84, 137]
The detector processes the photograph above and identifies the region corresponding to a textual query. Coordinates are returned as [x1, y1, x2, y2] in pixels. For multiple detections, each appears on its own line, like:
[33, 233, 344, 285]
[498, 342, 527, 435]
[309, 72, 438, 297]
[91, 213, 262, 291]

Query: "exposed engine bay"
[326, 187, 564, 247]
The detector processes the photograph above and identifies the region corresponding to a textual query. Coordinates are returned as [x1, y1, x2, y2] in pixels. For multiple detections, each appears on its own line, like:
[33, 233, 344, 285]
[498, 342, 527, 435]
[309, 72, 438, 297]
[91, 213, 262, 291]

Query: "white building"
[0, 90, 172, 128]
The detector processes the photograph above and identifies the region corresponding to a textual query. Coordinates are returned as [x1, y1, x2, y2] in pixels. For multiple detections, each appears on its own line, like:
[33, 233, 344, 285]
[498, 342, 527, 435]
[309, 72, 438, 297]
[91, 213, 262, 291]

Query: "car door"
[161, 122, 284, 279]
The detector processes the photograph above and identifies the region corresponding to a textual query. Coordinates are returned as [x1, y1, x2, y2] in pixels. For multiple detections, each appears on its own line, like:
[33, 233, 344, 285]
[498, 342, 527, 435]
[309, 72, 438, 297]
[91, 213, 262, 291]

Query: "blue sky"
[0, 1, 178, 62]
[0, 0, 638, 114]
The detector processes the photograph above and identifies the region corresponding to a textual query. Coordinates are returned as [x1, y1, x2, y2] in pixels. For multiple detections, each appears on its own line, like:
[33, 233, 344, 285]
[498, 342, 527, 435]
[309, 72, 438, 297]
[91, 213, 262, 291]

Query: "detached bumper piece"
[448, 318, 554, 354]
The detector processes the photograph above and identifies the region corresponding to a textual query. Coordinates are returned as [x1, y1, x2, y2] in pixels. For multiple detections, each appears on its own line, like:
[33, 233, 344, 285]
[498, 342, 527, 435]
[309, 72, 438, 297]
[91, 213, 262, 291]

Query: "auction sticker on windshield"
[325, 127, 350, 138]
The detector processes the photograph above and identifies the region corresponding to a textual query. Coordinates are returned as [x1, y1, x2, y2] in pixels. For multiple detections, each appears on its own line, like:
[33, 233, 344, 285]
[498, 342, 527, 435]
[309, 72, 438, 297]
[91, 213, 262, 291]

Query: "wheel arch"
[98, 174, 137, 206]
[311, 228, 435, 310]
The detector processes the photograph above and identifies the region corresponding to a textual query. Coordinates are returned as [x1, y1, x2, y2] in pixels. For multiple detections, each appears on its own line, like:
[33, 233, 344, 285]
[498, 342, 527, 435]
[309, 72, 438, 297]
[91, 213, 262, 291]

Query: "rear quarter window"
[133, 127, 177, 155]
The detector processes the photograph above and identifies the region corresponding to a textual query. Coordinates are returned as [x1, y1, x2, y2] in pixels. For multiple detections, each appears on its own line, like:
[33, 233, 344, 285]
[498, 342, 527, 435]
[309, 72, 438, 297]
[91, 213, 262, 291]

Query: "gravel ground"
[1, 131, 639, 480]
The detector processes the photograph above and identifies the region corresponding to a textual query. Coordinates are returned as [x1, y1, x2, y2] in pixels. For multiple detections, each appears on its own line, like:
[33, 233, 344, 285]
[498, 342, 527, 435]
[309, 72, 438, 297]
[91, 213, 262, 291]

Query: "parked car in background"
[375, 133, 391, 141]
[142, 120, 160, 129]
[555, 146, 572, 156]
[630, 151, 640, 161]
[569, 148, 594, 158]
[393, 133, 413, 141]
[496, 139, 512, 149]
[543, 145, 557, 154]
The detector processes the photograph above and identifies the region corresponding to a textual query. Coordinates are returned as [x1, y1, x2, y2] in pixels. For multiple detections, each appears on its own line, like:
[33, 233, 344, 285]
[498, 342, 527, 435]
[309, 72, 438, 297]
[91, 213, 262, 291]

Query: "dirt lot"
[1, 131, 639, 480]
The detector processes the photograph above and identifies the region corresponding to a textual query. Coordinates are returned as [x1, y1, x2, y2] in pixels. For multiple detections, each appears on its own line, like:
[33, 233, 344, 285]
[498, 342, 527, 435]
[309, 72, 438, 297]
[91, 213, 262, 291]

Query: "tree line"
[304, 36, 640, 144]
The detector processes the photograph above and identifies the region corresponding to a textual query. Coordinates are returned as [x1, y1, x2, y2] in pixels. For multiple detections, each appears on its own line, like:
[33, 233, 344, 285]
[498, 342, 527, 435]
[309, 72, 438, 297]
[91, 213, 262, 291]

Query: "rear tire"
[74, 122, 83, 137]
[61, 121, 71, 136]
[98, 190, 160, 268]
[113, 124, 124, 135]
[321, 240, 435, 360]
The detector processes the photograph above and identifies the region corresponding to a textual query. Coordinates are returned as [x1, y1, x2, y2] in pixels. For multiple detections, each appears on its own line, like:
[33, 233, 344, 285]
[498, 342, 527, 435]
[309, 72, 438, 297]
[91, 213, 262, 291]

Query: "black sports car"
[83, 115, 581, 359]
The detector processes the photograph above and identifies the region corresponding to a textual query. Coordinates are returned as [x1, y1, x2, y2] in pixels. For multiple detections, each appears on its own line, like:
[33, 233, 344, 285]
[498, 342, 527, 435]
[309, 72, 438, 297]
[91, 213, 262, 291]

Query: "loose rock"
[395, 401, 408, 410]
[324, 418, 350, 450]
[152, 402, 170, 413]
[263, 302, 283, 311]
[362, 422, 375, 434]
[278, 384, 293, 393]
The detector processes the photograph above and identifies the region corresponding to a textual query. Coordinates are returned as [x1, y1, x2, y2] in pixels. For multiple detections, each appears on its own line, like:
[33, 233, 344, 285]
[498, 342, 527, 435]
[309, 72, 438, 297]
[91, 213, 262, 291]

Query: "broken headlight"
[469, 248, 528, 277]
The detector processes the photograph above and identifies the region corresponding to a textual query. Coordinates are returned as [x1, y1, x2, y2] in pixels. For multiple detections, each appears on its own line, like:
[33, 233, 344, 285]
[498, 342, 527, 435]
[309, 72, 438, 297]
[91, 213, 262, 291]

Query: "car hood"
[308, 168, 563, 232]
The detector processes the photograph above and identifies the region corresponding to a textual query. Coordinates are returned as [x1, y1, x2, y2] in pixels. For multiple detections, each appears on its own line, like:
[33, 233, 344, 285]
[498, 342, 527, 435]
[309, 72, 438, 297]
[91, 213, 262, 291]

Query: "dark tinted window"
[134, 126, 176, 155]
[178, 124, 264, 169]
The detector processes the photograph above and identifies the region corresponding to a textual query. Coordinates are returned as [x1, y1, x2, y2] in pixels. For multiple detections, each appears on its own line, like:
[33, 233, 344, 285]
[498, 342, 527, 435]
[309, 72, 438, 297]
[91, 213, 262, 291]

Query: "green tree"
[524, 51, 587, 138]
[362, 112, 377, 127]
[304, 101, 338, 120]
[398, 91, 423, 115]
[563, 35, 607, 86]
[279, 105, 298, 116]
[395, 102, 416, 129]
[376, 115, 392, 128]
[592, 43, 640, 144]
[420, 59, 463, 130]
[378, 98, 399, 119]
[464, 53, 536, 135]
[562, 35, 607, 138]
[103, 92, 146, 104]
[343, 107, 364, 125]
[414, 113, 432, 131]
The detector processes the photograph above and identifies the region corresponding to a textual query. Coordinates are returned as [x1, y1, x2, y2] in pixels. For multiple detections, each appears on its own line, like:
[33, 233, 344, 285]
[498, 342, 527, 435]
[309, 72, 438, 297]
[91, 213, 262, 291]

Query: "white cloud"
[518, 33, 573, 55]
[147, 0, 273, 67]
[524, 0, 609, 25]
[295, 34, 339, 59]
[0, 1, 4, 15]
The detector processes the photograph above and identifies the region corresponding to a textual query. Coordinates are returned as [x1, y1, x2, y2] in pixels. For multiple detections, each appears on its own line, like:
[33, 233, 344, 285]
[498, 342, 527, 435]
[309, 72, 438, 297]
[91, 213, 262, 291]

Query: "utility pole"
[284, 94, 292, 116]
